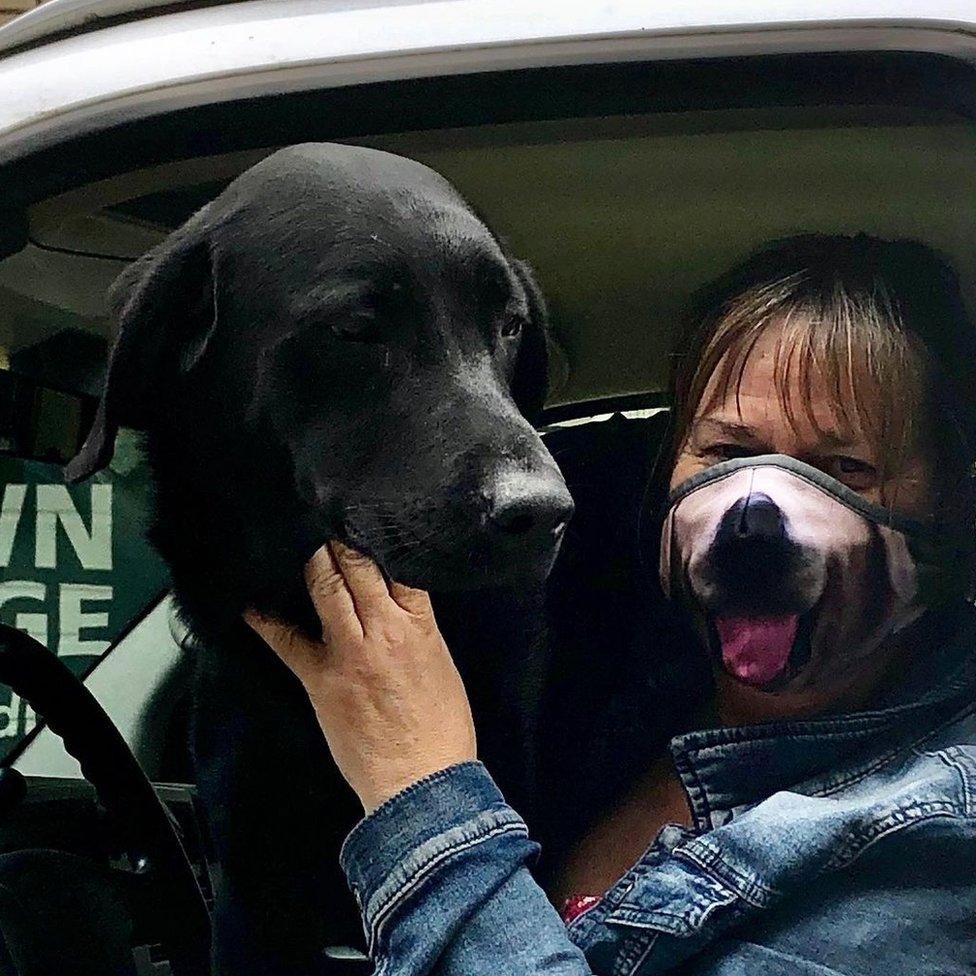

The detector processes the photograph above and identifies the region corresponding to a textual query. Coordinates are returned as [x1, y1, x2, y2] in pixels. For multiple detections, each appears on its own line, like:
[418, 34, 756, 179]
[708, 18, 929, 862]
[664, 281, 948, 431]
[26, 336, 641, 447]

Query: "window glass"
[3, 103, 976, 771]
[0, 357, 169, 759]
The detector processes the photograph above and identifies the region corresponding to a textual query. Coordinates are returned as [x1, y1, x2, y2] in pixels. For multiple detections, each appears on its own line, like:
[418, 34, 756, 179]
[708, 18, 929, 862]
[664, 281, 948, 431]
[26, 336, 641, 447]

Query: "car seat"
[534, 410, 709, 871]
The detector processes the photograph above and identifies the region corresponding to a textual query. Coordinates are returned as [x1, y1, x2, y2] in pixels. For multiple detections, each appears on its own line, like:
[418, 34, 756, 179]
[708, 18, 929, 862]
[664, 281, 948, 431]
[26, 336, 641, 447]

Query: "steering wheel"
[0, 624, 211, 976]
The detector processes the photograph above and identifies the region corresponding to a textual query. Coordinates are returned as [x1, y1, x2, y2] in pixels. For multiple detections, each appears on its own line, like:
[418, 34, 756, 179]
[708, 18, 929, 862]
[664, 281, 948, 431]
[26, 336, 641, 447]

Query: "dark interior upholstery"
[534, 412, 710, 869]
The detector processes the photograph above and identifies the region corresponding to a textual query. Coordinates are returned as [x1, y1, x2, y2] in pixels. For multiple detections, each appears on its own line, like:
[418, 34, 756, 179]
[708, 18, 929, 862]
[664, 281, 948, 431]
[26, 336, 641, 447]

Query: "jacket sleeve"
[340, 761, 595, 975]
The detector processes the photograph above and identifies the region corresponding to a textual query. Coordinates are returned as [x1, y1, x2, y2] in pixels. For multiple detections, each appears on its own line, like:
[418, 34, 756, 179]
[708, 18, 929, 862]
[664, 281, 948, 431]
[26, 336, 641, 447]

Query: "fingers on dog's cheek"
[243, 608, 281, 644]
[244, 610, 319, 676]
[389, 581, 433, 618]
[330, 541, 390, 614]
[305, 544, 363, 640]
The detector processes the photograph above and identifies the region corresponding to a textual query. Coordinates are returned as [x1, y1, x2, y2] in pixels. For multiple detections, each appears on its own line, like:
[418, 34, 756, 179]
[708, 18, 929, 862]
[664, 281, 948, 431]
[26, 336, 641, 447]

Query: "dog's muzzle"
[659, 455, 959, 691]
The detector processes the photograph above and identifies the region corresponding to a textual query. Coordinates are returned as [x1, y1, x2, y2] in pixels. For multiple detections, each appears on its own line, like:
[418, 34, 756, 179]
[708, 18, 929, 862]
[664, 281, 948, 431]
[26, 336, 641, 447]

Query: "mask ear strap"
[635, 402, 678, 589]
[649, 395, 679, 484]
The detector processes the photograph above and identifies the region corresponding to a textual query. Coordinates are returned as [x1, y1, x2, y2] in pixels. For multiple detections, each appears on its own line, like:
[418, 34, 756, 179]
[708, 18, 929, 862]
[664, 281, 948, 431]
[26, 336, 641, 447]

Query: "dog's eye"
[330, 316, 382, 343]
[500, 316, 524, 339]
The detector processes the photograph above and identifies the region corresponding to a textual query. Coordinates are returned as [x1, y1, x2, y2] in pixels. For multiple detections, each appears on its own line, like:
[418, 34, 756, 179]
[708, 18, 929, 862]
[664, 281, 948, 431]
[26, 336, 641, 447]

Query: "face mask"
[659, 454, 962, 694]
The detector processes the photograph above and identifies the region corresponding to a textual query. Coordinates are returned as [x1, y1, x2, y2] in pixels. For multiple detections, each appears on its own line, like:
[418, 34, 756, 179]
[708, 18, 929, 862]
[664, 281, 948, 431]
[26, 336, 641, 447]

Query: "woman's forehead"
[695, 321, 880, 447]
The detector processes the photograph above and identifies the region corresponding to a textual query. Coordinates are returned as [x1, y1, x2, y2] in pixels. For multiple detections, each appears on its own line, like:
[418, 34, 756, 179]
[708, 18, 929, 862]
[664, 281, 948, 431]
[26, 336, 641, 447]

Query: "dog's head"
[66, 144, 572, 621]
[660, 458, 925, 695]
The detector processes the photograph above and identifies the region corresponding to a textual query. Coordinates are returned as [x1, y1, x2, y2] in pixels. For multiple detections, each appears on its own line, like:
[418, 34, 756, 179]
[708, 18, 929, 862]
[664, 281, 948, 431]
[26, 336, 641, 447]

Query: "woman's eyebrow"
[694, 416, 864, 452]
[692, 418, 763, 442]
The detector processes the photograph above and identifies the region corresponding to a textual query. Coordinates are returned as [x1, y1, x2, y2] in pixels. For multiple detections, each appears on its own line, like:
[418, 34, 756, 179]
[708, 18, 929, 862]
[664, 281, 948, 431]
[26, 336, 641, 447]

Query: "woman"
[246, 234, 976, 975]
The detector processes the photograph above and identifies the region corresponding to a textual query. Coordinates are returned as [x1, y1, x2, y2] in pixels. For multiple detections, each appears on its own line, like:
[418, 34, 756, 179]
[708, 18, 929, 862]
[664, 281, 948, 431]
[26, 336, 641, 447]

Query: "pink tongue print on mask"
[715, 615, 798, 686]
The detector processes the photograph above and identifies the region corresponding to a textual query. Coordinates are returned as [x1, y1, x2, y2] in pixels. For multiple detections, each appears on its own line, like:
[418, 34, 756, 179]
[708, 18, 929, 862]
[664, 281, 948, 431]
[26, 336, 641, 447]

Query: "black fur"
[67, 144, 575, 975]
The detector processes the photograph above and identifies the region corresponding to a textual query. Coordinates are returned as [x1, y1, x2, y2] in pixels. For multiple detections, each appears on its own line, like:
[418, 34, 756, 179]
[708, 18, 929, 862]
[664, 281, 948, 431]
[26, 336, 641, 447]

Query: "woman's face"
[671, 323, 932, 515]
[669, 320, 934, 722]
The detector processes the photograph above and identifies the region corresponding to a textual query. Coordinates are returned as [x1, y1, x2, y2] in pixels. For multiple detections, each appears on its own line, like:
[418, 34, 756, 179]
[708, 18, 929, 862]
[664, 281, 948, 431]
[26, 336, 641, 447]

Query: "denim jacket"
[340, 620, 976, 976]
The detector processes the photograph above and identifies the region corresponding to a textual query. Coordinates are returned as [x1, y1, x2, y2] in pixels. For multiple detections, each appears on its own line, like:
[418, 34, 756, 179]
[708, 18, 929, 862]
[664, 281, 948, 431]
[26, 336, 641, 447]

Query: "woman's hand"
[243, 541, 477, 814]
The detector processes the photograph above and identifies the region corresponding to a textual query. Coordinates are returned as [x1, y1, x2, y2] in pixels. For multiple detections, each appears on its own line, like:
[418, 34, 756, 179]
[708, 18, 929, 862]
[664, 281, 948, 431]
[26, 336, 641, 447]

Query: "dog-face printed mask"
[659, 454, 960, 694]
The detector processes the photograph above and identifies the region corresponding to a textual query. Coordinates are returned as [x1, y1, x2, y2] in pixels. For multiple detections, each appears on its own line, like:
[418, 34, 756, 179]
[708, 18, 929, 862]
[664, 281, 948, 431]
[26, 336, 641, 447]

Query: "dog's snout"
[485, 471, 574, 541]
[730, 492, 785, 541]
[701, 489, 822, 616]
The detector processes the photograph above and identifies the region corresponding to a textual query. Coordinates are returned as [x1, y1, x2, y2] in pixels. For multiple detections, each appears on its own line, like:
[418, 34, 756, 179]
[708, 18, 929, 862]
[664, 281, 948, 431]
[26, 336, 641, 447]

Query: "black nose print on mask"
[728, 491, 785, 542]
[705, 492, 807, 615]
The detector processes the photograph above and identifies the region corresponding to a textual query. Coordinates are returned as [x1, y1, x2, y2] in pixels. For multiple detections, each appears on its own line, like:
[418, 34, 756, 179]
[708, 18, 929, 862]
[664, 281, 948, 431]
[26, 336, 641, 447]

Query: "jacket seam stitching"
[822, 803, 964, 872]
[607, 889, 741, 936]
[628, 936, 657, 976]
[671, 747, 713, 829]
[936, 747, 976, 816]
[671, 844, 774, 908]
[341, 760, 486, 865]
[812, 701, 976, 798]
[618, 930, 657, 976]
[367, 820, 528, 955]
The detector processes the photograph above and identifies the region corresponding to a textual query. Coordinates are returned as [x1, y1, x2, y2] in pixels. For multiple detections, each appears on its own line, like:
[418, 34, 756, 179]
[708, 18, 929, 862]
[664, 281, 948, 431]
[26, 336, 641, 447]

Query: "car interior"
[1, 50, 975, 973]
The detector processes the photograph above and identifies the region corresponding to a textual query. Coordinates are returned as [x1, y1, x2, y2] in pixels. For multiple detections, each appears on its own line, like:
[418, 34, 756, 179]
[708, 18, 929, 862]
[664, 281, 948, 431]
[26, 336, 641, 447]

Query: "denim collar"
[669, 605, 976, 831]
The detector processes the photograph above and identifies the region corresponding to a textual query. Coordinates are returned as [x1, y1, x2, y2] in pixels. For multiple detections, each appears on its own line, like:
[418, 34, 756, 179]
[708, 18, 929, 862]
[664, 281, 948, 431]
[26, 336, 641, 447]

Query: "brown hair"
[671, 234, 976, 522]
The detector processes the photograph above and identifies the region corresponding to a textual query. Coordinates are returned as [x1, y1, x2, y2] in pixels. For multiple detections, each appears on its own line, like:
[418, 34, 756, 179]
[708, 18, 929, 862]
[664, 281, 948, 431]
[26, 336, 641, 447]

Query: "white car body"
[3, 0, 976, 159]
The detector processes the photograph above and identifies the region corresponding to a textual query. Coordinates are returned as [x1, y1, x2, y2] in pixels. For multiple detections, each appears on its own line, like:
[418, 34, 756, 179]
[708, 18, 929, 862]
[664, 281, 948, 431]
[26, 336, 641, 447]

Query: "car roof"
[0, 0, 194, 51]
[3, 1, 976, 154]
[3, 0, 976, 57]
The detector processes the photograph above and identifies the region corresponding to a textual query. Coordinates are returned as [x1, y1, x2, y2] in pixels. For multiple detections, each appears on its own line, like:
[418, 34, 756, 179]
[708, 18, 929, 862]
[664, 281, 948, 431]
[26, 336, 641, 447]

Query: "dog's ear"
[64, 220, 218, 482]
[509, 258, 550, 422]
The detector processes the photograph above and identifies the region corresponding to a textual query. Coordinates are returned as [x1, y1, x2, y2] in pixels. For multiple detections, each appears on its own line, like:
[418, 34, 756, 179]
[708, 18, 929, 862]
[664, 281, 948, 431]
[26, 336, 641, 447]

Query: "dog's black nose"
[486, 471, 574, 540]
[729, 491, 785, 541]
[707, 490, 807, 615]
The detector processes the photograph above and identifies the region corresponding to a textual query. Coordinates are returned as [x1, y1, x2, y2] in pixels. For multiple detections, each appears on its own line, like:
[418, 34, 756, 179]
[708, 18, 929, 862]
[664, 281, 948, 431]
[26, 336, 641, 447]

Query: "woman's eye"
[827, 456, 878, 490]
[705, 442, 757, 461]
[500, 316, 524, 339]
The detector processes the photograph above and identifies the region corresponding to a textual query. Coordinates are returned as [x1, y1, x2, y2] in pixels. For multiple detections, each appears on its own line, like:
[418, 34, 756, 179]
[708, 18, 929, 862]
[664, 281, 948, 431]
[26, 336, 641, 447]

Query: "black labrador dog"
[66, 144, 574, 975]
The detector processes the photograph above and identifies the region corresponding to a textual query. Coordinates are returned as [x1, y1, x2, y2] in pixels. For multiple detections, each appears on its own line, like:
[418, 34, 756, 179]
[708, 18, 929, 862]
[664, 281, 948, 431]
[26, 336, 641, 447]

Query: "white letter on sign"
[0, 580, 48, 647]
[35, 484, 113, 571]
[58, 583, 113, 657]
[0, 695, 23, 738]
[0, 484, 27, 568]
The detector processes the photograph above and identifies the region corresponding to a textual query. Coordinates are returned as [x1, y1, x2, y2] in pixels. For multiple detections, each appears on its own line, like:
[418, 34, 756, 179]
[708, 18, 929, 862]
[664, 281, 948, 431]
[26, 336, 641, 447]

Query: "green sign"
[0, 433, 169, 758]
